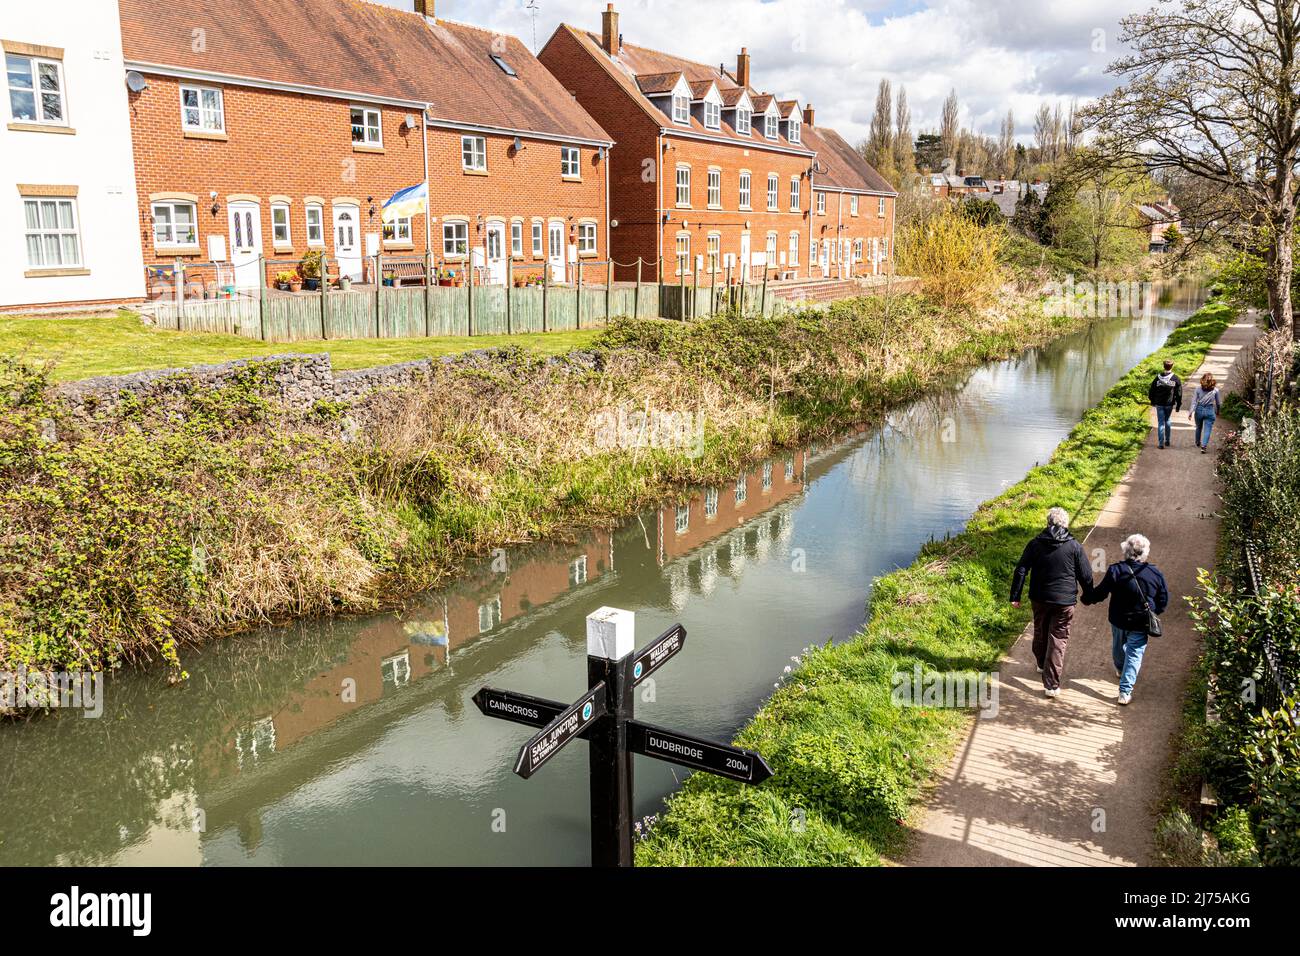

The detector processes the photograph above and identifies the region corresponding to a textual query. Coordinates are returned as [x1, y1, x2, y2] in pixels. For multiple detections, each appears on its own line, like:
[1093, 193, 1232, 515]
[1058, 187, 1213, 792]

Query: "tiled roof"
[777, 100, 799, 118]
[688, 79, 717, 99]
[636, 71, 683, 94]
[119, 0, 610, 143]
[564, 27, 812, 154]
[719, 87, 750, 108]
[803, 125, 897, 196]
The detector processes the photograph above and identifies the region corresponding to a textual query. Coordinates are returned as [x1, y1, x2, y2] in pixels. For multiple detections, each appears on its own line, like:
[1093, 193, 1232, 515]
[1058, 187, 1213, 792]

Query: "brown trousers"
[1031, 601, 1075, 690]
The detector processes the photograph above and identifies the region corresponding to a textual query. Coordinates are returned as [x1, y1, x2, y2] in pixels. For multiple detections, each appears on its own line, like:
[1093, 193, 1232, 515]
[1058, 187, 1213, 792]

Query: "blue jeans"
[1195, 412, 1216, 448]
[1112, 625, 1149, 696]
[1155, 405, 1174, 446]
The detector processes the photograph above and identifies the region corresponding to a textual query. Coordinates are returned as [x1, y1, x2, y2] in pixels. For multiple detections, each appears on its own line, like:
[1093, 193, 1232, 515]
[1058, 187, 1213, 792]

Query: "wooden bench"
[383, 260, 429, 288]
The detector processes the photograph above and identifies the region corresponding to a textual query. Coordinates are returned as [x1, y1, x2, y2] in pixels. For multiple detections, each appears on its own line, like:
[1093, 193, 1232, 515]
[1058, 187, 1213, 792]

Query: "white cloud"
[373, 0, 1144, 145]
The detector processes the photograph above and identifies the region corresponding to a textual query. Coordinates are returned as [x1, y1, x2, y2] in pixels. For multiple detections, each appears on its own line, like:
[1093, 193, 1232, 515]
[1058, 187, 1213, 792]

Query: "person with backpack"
[1189, 372, 1222, 453]
[1010, 507, 1095, 699]
[1083, 533, 1169, 705]
[1148, 360, 1183, 449]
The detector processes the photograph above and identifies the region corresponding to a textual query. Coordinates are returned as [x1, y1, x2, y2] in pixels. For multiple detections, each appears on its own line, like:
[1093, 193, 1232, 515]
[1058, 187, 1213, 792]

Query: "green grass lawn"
[0, 312, 601, 381]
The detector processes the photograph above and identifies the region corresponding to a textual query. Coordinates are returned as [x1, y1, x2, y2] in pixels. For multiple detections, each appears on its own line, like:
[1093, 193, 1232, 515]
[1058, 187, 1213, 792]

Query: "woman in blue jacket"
[1083, 534, 1168, 705]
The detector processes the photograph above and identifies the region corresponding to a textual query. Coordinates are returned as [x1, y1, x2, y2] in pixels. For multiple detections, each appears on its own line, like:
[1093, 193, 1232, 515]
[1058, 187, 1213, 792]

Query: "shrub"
[895, 209, 1006, 311]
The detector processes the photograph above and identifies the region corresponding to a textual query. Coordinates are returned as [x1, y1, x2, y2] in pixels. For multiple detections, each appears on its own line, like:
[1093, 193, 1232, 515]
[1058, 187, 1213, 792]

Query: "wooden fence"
[145, 257, 789, 343]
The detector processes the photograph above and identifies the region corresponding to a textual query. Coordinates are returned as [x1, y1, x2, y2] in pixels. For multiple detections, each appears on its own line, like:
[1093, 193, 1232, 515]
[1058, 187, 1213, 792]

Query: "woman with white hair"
[1083, 533, 1169, 705]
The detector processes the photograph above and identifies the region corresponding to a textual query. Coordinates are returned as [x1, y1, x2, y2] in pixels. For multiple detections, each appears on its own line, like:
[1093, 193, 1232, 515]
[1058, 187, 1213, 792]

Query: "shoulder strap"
[1118, 564, 1153, 611]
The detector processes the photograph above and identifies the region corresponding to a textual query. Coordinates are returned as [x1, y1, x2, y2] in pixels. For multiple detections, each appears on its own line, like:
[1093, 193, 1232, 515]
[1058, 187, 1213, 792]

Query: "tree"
[895, 85, 916, 187]
[863, 79, 896, 183]
[1050, 153, 1151, 269]
[915, 132, 944, 172]
[1085, 0, 1300, 339]
[940, 89, 960, 161]
[998, 110, 1016, 179]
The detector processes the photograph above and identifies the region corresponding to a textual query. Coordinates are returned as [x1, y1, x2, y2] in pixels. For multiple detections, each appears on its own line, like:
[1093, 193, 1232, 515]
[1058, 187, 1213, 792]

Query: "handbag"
[1119, 564, 1162, 637]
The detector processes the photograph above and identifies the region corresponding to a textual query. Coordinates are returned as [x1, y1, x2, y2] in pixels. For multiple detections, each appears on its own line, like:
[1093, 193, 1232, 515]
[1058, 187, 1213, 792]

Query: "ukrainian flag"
[382, 182, 428, 222]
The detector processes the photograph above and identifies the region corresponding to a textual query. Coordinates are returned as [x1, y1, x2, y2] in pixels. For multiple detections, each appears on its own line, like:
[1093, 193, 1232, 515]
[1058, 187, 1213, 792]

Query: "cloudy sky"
[378, 0, 1149, 145]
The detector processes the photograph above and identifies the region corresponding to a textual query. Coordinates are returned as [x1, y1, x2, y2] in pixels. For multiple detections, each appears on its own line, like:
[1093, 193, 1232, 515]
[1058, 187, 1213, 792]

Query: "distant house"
[990, 180, 1048, 219]
[925, 161, 990, 200]
[1138, 200, 1182, 252]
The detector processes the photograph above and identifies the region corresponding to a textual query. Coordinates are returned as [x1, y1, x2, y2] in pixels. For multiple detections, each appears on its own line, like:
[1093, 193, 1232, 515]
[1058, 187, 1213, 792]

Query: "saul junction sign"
[473, 607, 774, 866]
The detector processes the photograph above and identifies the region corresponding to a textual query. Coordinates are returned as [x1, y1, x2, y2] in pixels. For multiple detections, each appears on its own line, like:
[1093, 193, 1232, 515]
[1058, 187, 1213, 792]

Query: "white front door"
[332, 205, 361, 281]
[226, 202, 262, 289]
[871, 238, 880, 275]
[819, 238, 829, 276]
[739, 233, 751, 280]
[485, 221, 506, 285]
[548, 222, 565, 283]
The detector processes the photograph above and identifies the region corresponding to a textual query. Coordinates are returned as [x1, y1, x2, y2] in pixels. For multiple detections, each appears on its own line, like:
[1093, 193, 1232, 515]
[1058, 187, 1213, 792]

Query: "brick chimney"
[803, 103, 815, 127]
[414, 0, 433, 17]
[602, 4, 619, 56]
[736, 47, 751, 88]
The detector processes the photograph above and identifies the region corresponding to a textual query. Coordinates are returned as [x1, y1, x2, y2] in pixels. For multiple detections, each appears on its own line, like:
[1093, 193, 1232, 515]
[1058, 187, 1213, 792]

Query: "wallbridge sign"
[473, 610, 773, 866]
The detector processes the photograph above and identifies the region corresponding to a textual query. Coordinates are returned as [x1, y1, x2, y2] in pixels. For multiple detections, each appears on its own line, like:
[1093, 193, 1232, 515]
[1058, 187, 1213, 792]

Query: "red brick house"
[540, 5, 822, 283]
[119, 0, 612, 291]
[803, 114, 898, 278]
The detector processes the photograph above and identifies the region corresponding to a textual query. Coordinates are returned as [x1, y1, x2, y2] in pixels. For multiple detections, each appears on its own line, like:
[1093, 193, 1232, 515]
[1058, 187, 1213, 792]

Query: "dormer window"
[736, 107, 751, 135]
[765, 113, 778, 140]
[672, 94, 689, 124]
[704, 100, 721, 129]
[788, 117, 801, 144]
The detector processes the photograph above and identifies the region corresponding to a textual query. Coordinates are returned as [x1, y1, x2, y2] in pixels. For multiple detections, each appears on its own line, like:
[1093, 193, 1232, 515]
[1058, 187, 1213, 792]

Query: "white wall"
[0, 0, 144, 309]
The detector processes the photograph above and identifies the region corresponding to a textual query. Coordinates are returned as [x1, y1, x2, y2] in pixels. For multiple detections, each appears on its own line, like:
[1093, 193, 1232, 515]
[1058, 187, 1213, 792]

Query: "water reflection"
[0, 282, 1207, 866]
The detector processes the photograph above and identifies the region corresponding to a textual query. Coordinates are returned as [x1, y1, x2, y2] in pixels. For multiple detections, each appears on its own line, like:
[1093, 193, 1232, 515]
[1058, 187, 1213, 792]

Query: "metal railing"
[1243, 540, 1298, 719]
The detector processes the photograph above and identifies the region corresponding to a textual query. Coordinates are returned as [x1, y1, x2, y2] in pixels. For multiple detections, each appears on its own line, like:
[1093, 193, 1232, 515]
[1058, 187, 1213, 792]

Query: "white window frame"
[461, 135, 487, 172]
[151, 200, 197, 249]
[817, 192, 826, 215]
[766, 173, 778, 211]
[578, 221, 597, 255]
[853, 238, 864, 262]
[180, 83, 224, 133]
[271, 202, 291, 246]
[672, 94, 689, 125]
[350, 105, 381, 146]
[788, 231, 800, 266]
[531, 220, 544, 257]
[878, 197, 887, 217]
[511, 220, 524, 257]
[738, 171, 751, 210]
[6, 53, 67, 125]
[706, 232, 720, 272]
[676, 164, 691, 207]
[790, 177, 801, 212]
[306, 204, 325, 247]
[850, 195, 859, 216]
[22, 195, 81, 268]
[443, 219, 469, 258]
[704, 100, 721, 130]
[561, 145, 581, 179]
[569, 555, 588, 586]
[735, 475, 748, 505]
[675, 503, 690, 534]
[383, 215, 412, 244]
[707, 168, 721, 209]
[704, 487, 719, 518]
[675, 233, 690, 274]
[736, 107, 751, 136]
[764, 112, 778, 140]
[788, 117, 801, 144]
[765, 231, 777, 265]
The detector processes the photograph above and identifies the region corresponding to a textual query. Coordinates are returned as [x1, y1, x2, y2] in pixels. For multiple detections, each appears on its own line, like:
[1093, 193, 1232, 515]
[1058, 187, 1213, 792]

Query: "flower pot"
[277, 282, 289, 291]
[339, 278, 352, 291]
[289, 281, 302, 293]
[438, 278, 453, 287]
[304, 278, 320, 291]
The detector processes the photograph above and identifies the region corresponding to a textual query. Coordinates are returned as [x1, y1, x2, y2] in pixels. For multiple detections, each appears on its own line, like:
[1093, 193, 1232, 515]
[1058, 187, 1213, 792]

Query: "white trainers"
[1118, 692, 1132, 705]
[1036, 665, 1044, 674]
[1045, 687, 1060, 699]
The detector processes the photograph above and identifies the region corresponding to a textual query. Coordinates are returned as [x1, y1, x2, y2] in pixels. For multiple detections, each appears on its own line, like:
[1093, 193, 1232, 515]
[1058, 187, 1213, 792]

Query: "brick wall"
[127, 73, 609, 288]
[809, 187, 896, 278]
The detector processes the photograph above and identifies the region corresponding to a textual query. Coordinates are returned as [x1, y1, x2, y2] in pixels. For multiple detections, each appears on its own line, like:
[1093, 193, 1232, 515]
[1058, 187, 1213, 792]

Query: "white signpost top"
[586, 607, 635, 661]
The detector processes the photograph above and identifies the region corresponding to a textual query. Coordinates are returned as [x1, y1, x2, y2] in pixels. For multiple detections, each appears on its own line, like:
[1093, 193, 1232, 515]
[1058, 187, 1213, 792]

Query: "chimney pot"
[414, 0, 432, 17]
[602, 4, 620, 56]
[803, 103, 815, 127]
[736, 47, 751, 89]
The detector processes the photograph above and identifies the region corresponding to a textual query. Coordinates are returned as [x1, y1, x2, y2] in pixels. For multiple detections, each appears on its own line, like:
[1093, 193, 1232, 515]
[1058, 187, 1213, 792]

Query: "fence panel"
[512, 287, 546, 333]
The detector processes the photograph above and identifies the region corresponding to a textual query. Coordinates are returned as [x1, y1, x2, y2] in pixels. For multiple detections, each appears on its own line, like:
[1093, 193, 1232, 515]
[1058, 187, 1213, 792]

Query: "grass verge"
[635, 298, 1238, 866]
[0, 311, 599, 381]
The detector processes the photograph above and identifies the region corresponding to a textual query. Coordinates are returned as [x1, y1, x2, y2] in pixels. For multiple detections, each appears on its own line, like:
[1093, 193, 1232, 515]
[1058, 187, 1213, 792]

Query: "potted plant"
[437, 268, 458, 287]
[339, 274, 352, 291]
[275, 270, 295, 291]
[383, 271, 397, 288]
[299, 250, 323, 291]
[288, 273, 303, 293]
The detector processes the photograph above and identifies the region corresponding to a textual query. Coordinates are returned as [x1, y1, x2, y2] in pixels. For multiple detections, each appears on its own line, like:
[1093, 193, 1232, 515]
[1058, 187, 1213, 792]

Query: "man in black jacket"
[1148, 360, 1183, 449]
[1010, 507, 1095, 698]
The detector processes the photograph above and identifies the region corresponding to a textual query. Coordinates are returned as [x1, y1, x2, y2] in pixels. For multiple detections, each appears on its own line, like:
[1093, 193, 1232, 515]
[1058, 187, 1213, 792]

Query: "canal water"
[0, 282, 1208, 866]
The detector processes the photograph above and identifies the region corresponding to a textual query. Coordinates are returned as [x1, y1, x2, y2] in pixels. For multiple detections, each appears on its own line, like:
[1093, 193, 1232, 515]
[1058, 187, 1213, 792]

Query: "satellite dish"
[125, 70, 148, 93]
[512, 136, 524, 152]
[403, 113, 418, 129]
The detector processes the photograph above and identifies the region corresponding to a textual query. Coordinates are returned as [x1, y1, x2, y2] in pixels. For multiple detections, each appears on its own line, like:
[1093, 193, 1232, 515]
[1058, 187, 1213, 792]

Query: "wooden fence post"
[711, 262, 717, 318]
[761, 269, 768, 317]
[374, 253, 382, 339]
[467, 260, 474, 336]
[634, 258, 642, 318]
[507, 257, 513, 335]
[424, 251, 432, 338]
[604, 260, 611, 325]
[542, 262, 549, 333]
[320, 254, 329, 340]
[577, 259, 584, 330]
[174, 258, 185, 331]
[257, 254, 267, 341]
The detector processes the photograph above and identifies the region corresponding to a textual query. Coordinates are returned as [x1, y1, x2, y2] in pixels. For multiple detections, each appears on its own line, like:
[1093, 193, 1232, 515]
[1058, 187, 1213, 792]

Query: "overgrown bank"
[1, 293, 1090, 676]
[636, 299, 1238, 866]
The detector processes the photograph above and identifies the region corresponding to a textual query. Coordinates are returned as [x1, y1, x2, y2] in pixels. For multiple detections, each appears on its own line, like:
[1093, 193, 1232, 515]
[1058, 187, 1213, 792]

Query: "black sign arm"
[513, 682, 607, 780]
[627, 719, 774, 785]
[472, 687, 569, 731]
